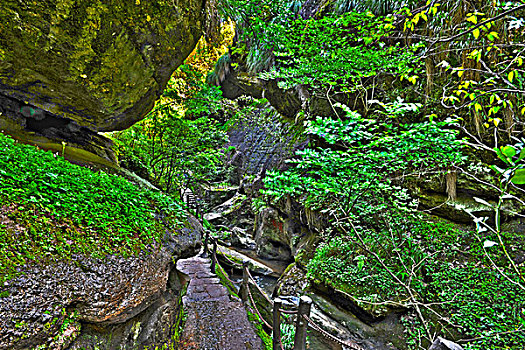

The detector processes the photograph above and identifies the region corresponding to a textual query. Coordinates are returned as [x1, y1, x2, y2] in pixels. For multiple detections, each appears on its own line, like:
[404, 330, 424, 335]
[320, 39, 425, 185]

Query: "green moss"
[0, 0, 203, 130]
[245, 308, 273, 350]
[0, 134, 186, 284]
[214, 263, 240, 298]
[171, 280, 188, 346]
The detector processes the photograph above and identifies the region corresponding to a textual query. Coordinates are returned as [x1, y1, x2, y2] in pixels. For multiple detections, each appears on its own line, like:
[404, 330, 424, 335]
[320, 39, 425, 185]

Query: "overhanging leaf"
[501, 145, 517, 158]
[473, 196, 492, 207]
[511, 168, 525, 184]
[483, 240, 498, 248]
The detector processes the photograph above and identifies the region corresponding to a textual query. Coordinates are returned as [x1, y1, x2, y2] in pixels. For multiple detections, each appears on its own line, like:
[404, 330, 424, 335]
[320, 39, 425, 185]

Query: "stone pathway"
[177, 256, 265, 350]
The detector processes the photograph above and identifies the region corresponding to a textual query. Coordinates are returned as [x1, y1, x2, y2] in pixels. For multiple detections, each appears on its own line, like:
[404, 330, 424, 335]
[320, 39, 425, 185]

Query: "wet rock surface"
[177, 256, 264, 350]
[0, 218, 202, 350]
[217, 246, 275, 277]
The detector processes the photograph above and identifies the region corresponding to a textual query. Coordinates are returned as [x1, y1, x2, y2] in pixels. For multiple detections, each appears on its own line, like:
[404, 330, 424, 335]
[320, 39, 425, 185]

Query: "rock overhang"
[0, 0, 204, 132]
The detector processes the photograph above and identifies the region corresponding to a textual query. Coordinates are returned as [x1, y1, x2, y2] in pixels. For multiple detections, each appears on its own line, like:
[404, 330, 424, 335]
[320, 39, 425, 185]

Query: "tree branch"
[429, 4, 525, 47]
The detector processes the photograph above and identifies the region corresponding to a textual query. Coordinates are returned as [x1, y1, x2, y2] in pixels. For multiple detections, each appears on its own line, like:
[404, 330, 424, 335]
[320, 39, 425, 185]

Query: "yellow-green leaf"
[474, 103, 482, 112]
[473, 28, 480, 39]
[501, 146, 517, 158]
[511, 169, 525, 185]
[508, 71, 515, 83]
[466, 15, 477, 24]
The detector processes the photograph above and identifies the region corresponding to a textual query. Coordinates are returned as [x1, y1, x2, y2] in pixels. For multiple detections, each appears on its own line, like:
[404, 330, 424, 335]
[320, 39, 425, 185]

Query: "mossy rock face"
[0, 215, 202, 350]
[0, 0, 203, 132]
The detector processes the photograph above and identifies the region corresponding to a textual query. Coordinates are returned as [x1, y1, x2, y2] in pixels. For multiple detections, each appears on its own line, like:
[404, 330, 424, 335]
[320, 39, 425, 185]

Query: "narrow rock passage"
[177, 256, 265, 350]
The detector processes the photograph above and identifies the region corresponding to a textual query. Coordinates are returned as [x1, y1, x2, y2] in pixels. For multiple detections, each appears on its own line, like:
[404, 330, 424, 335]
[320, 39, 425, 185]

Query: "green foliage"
[402, 1, 525, 141]
[113, 115, 228, 194]
[220, 1, 525, 348]
[220, 0, 418, 96]
[263, 102, 464, 215]
[259, 12, 415, 91]
[307, 216, 525, 350]
[112, 56, 230, 198]
[279, 322, 296, 350]
[219, 0, 297, 30]
[260, 102, 495, 348]
[493, 142, 525, 185]
[0, 133, 185, 284]
[333, 0, 419, 15]
[167, 63, 225, 118]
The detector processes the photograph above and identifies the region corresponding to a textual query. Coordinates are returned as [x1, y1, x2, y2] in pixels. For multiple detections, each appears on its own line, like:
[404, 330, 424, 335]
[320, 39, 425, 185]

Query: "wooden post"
[196, 203, 201, 221]
[293, 295, 312, 350]
[241, 260, 249, 304]
[211, 238, 217, 272]
[272, 298, 282, 350]
[202, 230, 209, 258]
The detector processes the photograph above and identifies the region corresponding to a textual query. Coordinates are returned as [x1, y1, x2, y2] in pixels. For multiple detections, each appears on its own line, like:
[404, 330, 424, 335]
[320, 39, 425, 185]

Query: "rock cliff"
[0, 216, 202, 350]
[0, 0, 204, 164]
[0, 0, 203, 131]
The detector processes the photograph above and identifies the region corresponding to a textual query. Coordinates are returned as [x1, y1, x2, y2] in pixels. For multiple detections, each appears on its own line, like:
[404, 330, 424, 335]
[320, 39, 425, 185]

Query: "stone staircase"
[177, 256, 265, 350]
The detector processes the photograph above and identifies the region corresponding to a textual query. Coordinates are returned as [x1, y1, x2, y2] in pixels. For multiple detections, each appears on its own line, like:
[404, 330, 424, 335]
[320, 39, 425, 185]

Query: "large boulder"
[0, 216, 202, 350]
[254, 207, 292, 261]
[0, 0, 204, 133]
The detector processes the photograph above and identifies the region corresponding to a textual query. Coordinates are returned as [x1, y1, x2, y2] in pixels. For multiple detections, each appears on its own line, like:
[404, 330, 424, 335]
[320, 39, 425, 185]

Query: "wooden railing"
[203, 233, 363, 350]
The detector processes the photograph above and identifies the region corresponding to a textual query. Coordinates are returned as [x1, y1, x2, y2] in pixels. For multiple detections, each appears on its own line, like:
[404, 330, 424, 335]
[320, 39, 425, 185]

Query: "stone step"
[176, 255, 265, 350]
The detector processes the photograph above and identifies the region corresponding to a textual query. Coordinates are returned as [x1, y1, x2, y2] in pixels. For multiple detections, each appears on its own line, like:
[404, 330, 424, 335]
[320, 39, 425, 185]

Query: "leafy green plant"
[333, 0, 419, 15]
[0, 133, 186, 284]
[307, 213, 525, 349]
[111, 36, 233, 202]
[259, 11, 416, 93]
[263, 101, 464, 215]
[279, 322, 296, 350]
[260, 100, 525, 348]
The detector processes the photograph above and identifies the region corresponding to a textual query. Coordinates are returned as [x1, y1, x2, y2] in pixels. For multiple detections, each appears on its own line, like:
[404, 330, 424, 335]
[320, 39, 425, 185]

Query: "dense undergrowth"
[0, 133, 185, 284]
[259, 102, 525, 349]
[307, 217, 525, 349]
[214, 0, 525, 349]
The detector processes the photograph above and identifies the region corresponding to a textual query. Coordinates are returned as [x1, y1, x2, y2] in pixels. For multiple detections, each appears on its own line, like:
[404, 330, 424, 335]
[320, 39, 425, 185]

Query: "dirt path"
[177, 256, 265, 350]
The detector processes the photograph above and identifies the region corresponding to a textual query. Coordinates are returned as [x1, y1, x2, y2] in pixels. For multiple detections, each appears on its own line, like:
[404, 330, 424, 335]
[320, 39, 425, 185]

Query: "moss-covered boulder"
[0, 134, 203, 349]
[0, 0, 204, 132]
